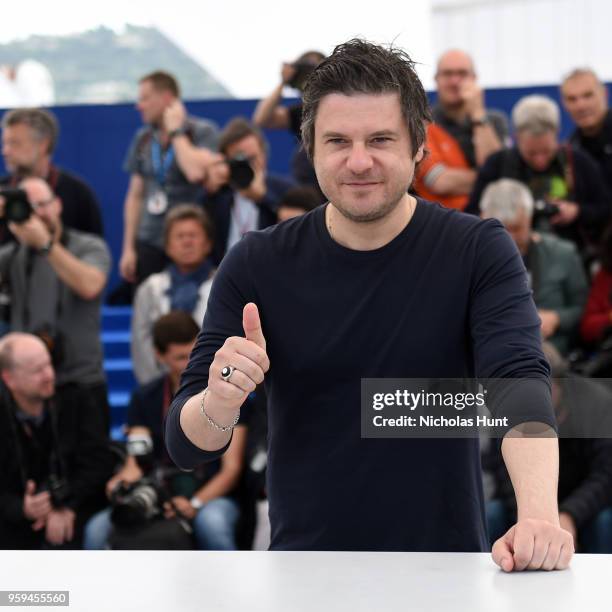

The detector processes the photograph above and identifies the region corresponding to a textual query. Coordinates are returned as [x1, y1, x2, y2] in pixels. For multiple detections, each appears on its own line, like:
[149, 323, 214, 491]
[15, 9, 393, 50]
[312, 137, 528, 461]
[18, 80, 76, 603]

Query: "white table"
[0, 551, 610, 611]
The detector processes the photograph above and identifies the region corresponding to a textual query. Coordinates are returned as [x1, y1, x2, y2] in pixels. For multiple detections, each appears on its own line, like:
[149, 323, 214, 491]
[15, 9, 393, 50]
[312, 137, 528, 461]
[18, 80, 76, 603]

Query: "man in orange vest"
[414, 50, 508, 210]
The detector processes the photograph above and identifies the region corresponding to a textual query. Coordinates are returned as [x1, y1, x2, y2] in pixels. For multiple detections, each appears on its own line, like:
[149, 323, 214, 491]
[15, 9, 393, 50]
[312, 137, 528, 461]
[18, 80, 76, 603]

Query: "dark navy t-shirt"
[166, 198, 555, 552]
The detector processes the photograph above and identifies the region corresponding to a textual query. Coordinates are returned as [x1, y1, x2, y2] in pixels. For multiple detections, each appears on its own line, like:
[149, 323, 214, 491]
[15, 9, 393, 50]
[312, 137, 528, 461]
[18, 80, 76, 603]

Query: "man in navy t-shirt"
[165, 39, 573, 571]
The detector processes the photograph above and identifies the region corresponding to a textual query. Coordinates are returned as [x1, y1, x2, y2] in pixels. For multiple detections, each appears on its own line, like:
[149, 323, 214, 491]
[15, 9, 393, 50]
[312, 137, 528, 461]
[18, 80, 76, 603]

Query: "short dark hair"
[163, 204, 214, 248]
[218, 117, 268, 157]
[301, 38, 431, 160]
[1, 108, 59, 155]
[279, 186, 321, 212]
[139, 71, 180, 97]
[152, 311, 199, 354]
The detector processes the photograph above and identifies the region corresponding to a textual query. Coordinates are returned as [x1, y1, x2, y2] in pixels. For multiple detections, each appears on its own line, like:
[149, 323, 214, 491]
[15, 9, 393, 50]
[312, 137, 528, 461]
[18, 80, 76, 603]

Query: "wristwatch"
[38, 237, 55, 256]
[190, 496, 204, 510]
[471, 116, 489, 127]
[169, 127, 188, 140]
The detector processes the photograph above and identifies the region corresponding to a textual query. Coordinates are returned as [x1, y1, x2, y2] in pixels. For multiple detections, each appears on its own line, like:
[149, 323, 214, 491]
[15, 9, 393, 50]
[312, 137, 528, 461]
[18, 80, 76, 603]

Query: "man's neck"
[325, 195, 416, 251]
[580, 111, 608, 138]
[175, 262, 202, 275]
[440, 102, 468, 123]
[14, 394, 45, 418]
[34, 157, 51, 179]
[169, 373, 181, 394]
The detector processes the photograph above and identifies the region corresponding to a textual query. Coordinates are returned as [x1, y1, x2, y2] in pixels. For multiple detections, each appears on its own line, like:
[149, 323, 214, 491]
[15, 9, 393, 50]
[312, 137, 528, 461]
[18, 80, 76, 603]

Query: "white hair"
[479, 179, 534, 223]
[512, 95, 560, 135]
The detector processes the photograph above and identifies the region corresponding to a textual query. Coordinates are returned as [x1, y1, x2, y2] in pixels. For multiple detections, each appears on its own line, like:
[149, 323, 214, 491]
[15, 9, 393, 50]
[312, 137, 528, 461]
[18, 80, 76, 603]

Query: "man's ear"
[1, 370, 14, 393]
[153, 348, 165, 367]
[414, 143, 425, 164]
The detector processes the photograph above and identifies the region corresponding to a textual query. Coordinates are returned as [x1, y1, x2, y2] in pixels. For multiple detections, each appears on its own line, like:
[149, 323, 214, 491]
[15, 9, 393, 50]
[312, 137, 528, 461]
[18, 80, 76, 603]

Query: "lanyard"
[151, 138, 175, 187]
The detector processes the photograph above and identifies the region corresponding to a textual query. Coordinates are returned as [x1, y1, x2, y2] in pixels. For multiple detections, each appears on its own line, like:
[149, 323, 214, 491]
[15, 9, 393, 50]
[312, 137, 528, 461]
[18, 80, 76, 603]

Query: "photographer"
[131, 204, 215, 385]
[253, 51, 325, 196]
[120, 71, 219, 285]
[480, 178, 588, 355]
[84, 312, 249, 550]
[202, 118, 294, 265]
[0, 177, 111, 429]
[0, 333, 113, 549]
[1, 108, 103, 242]
[466, 95, 611, 256]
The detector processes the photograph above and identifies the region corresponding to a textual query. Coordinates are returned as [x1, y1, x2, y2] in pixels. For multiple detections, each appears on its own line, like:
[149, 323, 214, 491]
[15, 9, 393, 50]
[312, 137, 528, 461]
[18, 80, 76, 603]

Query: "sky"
[0, 1, 436, 98]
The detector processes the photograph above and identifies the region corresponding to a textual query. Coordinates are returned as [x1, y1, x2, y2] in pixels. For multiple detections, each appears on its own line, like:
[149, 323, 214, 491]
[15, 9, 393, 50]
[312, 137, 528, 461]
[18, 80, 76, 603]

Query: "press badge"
[147, 190, 168, 215]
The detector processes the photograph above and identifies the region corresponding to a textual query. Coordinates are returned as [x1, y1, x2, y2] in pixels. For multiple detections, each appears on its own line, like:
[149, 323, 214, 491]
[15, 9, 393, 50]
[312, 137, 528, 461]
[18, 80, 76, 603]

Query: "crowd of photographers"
[1, 48, 612, 551]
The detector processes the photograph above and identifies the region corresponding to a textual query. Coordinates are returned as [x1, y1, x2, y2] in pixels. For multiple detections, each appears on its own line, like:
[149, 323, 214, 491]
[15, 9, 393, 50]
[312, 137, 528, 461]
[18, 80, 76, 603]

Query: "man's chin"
[333, 200, 395, 224]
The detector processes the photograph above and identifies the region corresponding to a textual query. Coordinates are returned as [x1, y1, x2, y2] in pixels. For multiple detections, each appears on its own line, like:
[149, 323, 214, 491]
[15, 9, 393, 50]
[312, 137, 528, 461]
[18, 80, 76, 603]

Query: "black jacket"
[0, 383, 114, 549]
[465, 145, 611, 248]
[203, 174, 293, 266]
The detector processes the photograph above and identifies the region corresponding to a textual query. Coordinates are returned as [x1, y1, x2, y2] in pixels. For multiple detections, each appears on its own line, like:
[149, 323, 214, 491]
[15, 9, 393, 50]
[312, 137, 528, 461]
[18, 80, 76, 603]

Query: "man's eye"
[372, 137, 392, 144]
[327, 138, 346, 144]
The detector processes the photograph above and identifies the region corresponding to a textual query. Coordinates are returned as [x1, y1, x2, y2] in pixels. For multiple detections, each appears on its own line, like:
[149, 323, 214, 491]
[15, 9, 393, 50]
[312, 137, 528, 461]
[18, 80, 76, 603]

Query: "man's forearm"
[473, 124, 503, 167]
[47, 243, 106, 300]
[179, 390, 238, 452]
[171, 136, 212, 183]
[501, 430, 560, 523]
[253, 84, 284, 127]
[429, 168, 477, 196]
[122, 191, 141, 252]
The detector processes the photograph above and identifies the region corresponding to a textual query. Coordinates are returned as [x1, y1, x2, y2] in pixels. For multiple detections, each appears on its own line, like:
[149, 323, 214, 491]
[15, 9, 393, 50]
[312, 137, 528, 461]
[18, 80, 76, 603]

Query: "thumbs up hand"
[206, 303, 270, 414]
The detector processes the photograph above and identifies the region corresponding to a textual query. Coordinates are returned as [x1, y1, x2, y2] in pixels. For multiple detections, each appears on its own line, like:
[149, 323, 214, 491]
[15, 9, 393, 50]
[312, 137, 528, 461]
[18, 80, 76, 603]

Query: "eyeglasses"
[30, 196, 56, 211]
[436, 69, 473, 80]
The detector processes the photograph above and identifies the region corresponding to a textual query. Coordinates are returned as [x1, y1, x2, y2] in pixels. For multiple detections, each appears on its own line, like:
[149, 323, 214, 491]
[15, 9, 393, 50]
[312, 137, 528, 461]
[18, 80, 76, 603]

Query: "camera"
[227, 154, 255, 190]
[288, 61, 317, 91]
[109, 477, 169, 528]
[109, 432, 168, 528]
[533, 199, 560, 219]
[42, 473, 72, 507]
[0, 188, 32, 224]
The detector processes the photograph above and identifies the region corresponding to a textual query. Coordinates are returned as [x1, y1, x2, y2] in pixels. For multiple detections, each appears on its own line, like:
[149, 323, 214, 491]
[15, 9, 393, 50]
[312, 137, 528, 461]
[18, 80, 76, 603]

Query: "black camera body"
[0, 188, 33, 224]
[227, 154, 255, 190]
[109, 475, 170, 528]
[533, 199, 560, 219]
[288, 61, 317, 91]
[42, 473, 72, 507]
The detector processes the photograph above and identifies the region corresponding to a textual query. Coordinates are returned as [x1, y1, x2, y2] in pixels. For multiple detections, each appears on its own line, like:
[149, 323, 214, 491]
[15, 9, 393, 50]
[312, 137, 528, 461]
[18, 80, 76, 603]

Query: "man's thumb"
[25, 480, 35, 495]
[492, 529, 515, 572]
[243, 303, 266, 349]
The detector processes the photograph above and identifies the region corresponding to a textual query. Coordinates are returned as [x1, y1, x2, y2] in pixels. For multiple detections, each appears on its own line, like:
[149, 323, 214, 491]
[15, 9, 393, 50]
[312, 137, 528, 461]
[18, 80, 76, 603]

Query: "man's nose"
[346, 143, 374, 174]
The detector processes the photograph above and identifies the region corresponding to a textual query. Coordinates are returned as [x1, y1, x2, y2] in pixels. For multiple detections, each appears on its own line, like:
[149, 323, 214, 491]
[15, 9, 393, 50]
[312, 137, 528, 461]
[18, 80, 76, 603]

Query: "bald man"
[562, 69, 612, 192]
[413, 49, 508, 210]
[0, 333, 112, 548]
[0, 177, 112, 429]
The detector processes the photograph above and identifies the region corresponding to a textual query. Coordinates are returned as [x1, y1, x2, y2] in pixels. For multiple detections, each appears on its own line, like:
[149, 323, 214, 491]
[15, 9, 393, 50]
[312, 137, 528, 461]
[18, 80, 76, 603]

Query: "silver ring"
[220, 365, 236, 382]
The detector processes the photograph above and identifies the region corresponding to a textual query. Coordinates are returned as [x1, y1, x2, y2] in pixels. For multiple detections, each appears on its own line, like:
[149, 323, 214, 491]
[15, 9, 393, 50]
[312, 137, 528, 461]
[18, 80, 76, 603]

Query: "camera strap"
[2, 391, 62, 492]
[151, 138, 175, 188]
[22, 232, 69, 329]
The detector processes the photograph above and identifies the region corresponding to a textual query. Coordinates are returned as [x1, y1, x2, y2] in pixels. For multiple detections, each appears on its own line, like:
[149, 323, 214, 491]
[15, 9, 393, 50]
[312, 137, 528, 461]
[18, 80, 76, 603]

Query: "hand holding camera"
[0, 188, 53, 250]
[203, 153, 258, 197]
[549, 200, 580, 226]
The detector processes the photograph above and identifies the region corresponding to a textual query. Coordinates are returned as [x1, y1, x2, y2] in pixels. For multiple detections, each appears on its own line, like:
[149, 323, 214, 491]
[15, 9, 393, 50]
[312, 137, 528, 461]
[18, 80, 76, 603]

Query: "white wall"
[432, 0, 612, 86]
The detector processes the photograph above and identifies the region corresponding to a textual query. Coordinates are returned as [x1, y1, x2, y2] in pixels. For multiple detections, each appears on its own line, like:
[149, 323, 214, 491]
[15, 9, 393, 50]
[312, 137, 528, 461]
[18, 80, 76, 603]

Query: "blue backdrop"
[0, 84, 585, 293]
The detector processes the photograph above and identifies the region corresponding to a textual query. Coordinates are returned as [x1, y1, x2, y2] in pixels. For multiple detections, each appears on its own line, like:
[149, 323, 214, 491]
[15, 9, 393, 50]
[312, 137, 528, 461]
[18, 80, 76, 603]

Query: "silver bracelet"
[200, 387, 240, 432]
